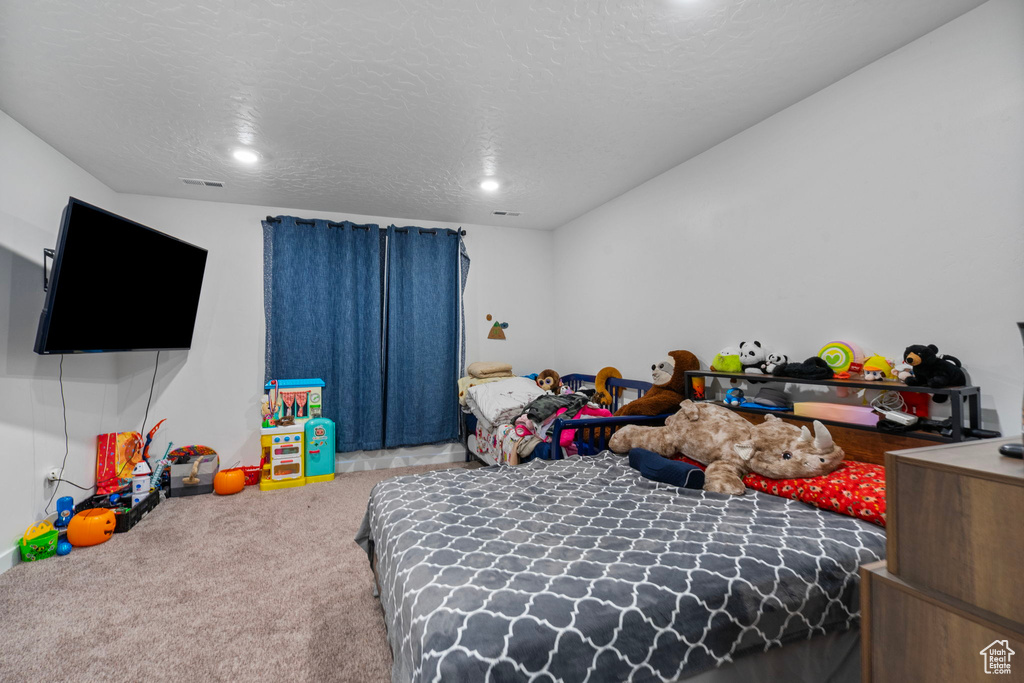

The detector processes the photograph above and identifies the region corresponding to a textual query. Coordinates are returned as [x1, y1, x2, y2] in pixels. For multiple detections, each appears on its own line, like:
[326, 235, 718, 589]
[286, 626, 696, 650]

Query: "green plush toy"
[712, 346, 744, 373]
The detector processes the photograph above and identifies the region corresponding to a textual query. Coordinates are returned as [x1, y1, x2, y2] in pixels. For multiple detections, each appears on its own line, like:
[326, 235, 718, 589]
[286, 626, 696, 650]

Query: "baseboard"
[335, 443, 467, 473]
[0, 446, 469, 578]
[0, 543, 20, 576]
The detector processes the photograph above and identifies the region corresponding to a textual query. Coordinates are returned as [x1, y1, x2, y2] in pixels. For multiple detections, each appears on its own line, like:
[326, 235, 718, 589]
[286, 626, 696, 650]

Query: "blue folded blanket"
[628, 448, 706, 489]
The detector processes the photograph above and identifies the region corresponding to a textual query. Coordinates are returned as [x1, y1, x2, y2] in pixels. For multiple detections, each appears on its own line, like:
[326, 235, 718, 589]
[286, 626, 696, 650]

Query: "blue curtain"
[263, 217, 384, 452]
[384, 226, 460, 447]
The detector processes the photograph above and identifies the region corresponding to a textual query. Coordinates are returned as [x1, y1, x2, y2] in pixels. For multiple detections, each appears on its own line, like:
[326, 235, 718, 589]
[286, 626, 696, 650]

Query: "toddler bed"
[356, 449, 886, 683]
[463, 373, 652, 465]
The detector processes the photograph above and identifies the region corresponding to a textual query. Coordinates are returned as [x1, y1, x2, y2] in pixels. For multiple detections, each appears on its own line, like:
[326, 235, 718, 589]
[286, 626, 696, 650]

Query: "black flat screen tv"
[34, 198, 208, 354]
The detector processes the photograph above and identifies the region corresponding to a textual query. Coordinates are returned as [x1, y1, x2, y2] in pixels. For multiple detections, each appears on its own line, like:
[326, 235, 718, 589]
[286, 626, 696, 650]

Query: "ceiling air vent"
[492, 211, 521, 217]
[180, 178, 225, 188]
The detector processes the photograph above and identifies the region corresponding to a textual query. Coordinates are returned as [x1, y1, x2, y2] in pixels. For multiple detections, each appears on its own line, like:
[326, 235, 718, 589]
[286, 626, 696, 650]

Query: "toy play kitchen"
[259, 378, 335, 490]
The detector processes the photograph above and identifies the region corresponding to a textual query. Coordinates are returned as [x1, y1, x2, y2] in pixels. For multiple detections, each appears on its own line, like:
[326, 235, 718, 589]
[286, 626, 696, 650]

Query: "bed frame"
[461, 372, 656, 463]
[470, 371, 914, 465]
[551, 375, 907, 465]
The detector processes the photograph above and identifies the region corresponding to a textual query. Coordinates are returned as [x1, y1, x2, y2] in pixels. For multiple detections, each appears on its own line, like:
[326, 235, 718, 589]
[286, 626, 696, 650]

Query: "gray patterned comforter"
[356, 453, 886, 683]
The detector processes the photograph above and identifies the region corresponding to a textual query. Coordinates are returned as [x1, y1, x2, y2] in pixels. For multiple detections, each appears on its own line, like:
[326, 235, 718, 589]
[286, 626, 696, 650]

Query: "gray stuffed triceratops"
[608, 400, 845, 495]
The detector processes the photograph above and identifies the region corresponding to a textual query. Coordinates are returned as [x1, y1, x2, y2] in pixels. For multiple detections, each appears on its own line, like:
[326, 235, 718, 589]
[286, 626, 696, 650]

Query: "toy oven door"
[270, 444, 302, 481]
[271, 443, 301, 459]
[271, 456, 302, 480]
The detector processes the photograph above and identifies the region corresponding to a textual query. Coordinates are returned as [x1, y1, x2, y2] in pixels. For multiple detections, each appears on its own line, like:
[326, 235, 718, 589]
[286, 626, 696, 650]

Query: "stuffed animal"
[772, 356, 834, 380]
[609, 400, 845, 495]
[764, 353, 789, 374]
[739, 341, 767, 374]
[711, 346, 743, 373]
[902, 344, 965, 401]
[724, 388, 744, 406]
[536, 369, 562, 394]
[614, 350, 699, 417]
[861, 355, 894, 381]
[891, 362, 913, 382]
[594, 367, 622, 407]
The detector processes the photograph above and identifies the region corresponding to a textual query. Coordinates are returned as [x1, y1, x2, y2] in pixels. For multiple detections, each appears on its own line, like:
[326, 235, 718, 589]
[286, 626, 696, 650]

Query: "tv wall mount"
[42, 248, 54, 292]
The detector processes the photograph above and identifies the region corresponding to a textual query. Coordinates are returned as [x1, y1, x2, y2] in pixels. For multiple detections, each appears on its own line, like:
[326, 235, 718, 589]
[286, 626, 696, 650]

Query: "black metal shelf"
[706, 401, 954, 443]
[685, 370, 983, 443]
[685, 370, 979, 396]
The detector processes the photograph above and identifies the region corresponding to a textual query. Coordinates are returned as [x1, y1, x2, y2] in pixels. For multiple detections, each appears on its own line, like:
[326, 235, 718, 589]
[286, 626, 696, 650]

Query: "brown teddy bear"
[614, 350, 699, 416]
[609, 400, 845, 495]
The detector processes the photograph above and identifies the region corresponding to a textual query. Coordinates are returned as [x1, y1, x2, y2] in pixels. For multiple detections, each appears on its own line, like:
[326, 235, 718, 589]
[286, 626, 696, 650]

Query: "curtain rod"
[265, 216, 466, 235]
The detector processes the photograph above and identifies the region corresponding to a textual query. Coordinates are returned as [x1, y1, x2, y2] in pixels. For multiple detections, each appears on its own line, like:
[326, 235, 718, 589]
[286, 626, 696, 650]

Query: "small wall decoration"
[486, 314, 509, 340]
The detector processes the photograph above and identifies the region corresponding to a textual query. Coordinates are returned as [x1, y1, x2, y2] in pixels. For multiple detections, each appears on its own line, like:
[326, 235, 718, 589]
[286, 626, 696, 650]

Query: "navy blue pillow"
[628, 448, 705, 489]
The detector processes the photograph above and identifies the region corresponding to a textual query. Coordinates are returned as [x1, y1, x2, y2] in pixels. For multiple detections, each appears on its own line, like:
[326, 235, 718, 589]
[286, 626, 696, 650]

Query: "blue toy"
[304, 414, 336, 484]
[725, 388, 745, 406]
[54, 496, 74, 529]
[56, 540, 72, 556]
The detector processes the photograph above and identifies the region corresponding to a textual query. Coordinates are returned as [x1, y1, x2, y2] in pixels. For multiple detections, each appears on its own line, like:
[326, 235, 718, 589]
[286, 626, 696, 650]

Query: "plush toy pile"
[711, 341, 788, 376]
[609, 400, 845, 495]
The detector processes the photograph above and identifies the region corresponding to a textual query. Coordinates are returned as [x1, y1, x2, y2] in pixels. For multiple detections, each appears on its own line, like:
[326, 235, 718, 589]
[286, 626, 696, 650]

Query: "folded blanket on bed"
[465, 377, 545, 427]
[475, 370, 515, 379]
[467, 361, 513, 378]
[457, 375, 507, 407]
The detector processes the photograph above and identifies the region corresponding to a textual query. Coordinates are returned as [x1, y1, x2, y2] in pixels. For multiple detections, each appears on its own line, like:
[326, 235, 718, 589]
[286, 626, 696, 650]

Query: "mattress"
[356, 453, 886, 683]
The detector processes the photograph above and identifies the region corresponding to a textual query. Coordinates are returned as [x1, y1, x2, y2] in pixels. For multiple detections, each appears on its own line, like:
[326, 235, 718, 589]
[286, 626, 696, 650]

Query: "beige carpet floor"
[0, 460, 480, 682]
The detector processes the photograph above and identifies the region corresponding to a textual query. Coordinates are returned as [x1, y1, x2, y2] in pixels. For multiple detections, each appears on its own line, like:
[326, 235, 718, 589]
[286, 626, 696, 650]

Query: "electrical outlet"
[45, 468, 61, 483]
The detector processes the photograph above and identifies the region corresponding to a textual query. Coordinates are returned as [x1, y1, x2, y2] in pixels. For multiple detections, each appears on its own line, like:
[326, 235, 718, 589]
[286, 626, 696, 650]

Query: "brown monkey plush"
[614, 350, 699, 417]
[536, 369, 562, 394]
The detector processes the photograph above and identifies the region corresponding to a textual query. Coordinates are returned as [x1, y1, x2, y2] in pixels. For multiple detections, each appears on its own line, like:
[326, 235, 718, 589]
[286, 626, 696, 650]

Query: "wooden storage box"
[862, 562, 1024, 682]
[886, 439, 1024, 625]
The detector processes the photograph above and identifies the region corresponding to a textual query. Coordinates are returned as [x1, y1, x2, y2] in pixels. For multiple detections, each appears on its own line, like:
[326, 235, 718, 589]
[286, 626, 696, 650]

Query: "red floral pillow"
[673, 456, 886, 527]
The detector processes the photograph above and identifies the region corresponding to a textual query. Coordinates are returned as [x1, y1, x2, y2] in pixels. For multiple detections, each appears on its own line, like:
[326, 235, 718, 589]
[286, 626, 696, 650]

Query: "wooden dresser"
[861, 438, 1024, 682]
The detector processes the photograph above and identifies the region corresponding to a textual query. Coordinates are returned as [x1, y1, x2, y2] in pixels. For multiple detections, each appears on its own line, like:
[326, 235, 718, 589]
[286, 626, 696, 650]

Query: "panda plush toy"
[764, 353, 789, 374]
[739, 341, 768, 374]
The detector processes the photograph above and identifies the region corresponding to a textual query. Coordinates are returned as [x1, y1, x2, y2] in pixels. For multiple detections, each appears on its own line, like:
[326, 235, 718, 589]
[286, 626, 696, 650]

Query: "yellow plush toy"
[594, 367, 622, 407]
[862, 355, 894, 381]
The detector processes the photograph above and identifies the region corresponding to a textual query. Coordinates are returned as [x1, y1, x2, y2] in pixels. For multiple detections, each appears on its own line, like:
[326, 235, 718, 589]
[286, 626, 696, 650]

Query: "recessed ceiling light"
[232, 148, 260, 164]
[479, 179, 500, 192]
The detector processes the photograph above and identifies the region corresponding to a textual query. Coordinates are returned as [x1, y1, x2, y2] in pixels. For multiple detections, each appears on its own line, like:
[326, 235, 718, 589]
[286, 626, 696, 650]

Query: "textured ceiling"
[0, 0, 986, 230]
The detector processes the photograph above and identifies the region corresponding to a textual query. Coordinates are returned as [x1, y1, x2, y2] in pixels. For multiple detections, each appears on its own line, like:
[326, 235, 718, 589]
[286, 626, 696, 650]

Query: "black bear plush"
[902, 344, 965, 402]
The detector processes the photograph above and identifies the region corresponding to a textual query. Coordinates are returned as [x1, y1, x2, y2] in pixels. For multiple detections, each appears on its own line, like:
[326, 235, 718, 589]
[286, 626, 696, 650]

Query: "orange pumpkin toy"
[67, 509, 116, 547]
[214, 468, 245, 495]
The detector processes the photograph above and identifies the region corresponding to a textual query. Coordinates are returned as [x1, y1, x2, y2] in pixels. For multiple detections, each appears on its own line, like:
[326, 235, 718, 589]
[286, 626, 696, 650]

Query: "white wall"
[0, 110, 555, 570]
[0, 111, 123, 570]
[105, 196, 555, 476]
[553, 0, 1024, 432]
